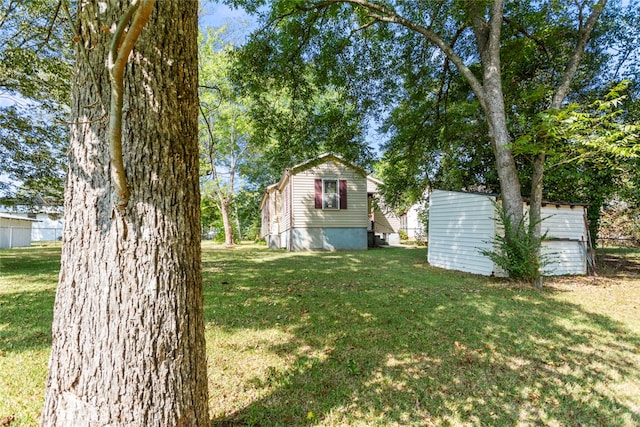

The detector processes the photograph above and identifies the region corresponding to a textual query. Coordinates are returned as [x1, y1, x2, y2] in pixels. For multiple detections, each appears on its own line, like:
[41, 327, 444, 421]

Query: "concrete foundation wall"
[291, 227, 367, 250]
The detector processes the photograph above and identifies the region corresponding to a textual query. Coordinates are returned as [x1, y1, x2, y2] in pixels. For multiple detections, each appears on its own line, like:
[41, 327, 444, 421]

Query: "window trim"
[322, 178, 340, 210]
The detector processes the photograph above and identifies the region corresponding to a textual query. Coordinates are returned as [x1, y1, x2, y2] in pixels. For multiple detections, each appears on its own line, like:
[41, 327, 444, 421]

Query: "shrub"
[481, 205, 547, 286]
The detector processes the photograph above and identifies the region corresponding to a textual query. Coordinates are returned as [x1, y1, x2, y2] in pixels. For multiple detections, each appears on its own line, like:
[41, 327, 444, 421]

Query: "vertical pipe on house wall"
[289, 174, 294, 251]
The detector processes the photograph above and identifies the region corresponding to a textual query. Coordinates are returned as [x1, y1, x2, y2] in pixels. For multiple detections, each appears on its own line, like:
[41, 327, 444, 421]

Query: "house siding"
[373, 208, 400, 235]
[427, 190, 497, 276]
[291, 227, 368, 250]
[261, 154, 392, 251]
[291, 160, 368, 229]
[366, 177, 401, 243]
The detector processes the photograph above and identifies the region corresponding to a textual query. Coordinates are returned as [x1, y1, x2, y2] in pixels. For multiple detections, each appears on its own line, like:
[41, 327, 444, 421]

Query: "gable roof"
[260, 153, 369, 210]
[287, 153, 366, 176]
[259, 183, 279, 210]
[367, 176, 384, 186]
[277, 153, 366, 190]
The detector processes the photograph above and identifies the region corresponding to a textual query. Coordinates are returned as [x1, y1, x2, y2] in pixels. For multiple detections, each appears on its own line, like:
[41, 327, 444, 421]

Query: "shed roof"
[431, 189, 588, 209]
[0, 213, 41, 222]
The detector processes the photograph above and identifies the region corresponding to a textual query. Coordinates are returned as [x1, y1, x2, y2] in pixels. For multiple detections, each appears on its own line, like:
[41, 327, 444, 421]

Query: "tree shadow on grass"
[203, 247, 640, 426]
[598, 247, 640, 277]
[0, 288, 55, 353]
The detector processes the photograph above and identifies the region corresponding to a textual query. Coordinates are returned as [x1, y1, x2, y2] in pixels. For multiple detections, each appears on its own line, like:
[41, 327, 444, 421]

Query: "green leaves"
[480, 204, 547, 285]
[0, 1, 72, 205]
[517, 81, 640, 167]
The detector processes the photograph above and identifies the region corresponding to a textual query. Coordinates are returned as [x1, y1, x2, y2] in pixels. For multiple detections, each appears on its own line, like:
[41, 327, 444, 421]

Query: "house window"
[315, 179, 348, 210]
[323, 179, 339, 209]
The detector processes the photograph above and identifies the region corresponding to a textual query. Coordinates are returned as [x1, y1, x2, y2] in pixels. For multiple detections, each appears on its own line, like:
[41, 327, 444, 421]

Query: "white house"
[0, 213, 40, 248]
[427, 189, 590, 276]
[260, 153, 401, 250]
[261, 153, 369, 250]
[400, 198, 428, 241]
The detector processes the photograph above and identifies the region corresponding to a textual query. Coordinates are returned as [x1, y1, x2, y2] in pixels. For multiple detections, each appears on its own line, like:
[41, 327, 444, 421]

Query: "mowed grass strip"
[1, 242, 639, 426]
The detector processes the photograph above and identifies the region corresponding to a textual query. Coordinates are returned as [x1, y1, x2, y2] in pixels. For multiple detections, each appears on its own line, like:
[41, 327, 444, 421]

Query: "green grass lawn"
[1, 242, 639, 426]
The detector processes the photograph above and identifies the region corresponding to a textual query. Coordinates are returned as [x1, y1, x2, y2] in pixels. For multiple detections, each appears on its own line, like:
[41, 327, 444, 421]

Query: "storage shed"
[0, 213, 40, 249]
[427, 190, 589, 276]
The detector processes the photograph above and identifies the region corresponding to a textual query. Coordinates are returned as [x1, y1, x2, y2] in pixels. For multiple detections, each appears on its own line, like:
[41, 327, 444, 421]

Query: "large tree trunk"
[42, 2, 209, 426]
[472, 0, 524, 227]
[483, 81, 524, 227]
[233, 203, 243, 241]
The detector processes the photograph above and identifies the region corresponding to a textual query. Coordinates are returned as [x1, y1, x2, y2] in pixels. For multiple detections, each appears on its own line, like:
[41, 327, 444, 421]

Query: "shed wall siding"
[539, 206, 587, 239]
[31, 214, 63, 241]
[291, 161, 368, 229]
[428, 190, 588, 277]
[541, 241, 586, 275]
[1, 212, 62, 242]
[538, 205, 588, 275]
[0, 217, 33, 248]
[428, 190, 497, 276]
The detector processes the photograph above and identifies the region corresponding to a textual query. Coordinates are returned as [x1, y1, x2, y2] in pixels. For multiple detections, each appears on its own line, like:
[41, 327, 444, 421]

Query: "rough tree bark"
[42, 1, 209, 425]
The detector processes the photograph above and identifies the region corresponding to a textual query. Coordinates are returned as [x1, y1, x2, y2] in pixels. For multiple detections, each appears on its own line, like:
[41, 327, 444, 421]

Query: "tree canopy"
[231, 0, 638, 240]
[0, 0, 71, 207]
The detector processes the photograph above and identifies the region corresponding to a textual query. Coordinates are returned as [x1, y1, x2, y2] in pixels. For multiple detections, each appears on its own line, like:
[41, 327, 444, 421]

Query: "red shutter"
[339, 180, 347, 209]
[314, 179, 322, 208]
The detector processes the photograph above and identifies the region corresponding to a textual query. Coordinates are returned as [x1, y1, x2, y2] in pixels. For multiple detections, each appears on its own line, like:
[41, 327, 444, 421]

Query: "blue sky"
[199, 2, 256, 44]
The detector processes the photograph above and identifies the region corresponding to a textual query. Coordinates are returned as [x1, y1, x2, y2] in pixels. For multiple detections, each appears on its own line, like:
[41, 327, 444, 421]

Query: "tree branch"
[107, 0, 155, 211]
[38, 1, 62, 51]
[436, 24, 466, 121]
[551, 0, 607, 108]
[335, 0, 485, 108]
[350, 17, 378, 36]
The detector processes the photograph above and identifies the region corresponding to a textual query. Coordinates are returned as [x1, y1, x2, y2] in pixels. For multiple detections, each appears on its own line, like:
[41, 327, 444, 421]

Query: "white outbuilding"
[427, 190, 590, 277]
[0, 213, 40, 249]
